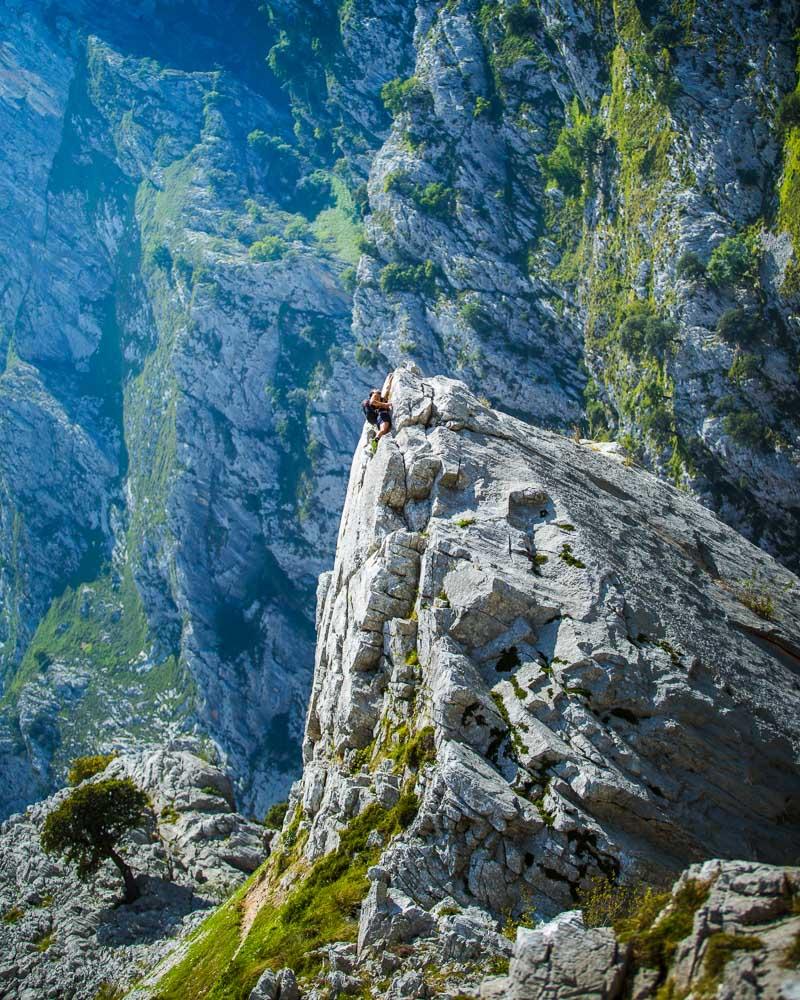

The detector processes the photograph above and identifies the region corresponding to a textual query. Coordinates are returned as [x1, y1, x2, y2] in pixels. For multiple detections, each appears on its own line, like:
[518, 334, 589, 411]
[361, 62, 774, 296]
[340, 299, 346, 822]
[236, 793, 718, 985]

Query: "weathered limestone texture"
[0, 744, 266, 1000]
[297, 366, 800, 932]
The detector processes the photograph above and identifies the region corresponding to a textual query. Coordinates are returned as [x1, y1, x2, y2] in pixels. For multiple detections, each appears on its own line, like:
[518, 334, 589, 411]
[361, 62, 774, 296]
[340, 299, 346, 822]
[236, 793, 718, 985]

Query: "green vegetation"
[736, 573, 776, 620]
[384, 173, 456, 220]
[381, 76, 431, 116]
[784, 930, 800, 968]
[2, 905, 23, 924]
[722, 410, 770, 451]
[778, 64, 800, 294]
[249, 236, 287, 262]
[490, 690, 527, 759]
[617, 301, 677, 360]
[694, 933, 762, 996]
[311, 174, 363, 264]
[33, 931, 55, 952]
[41, 778, 148, 904]
[616, 877, 711, 970]
[415, 182, 456, 219]
[778, 91, 800, 133]
[263, 800, 289, 830]
[559, 543, 585, 569]
[155, 793, 420, 999]
[572, 0, 697, 482]
[541, 99, 603, 197]
[716, 308, 761, 347]
[93, 983, 126, 1000]
[404, 649, 420, 667]
[160, 804, 180, 825]
[1, 566, 192, 775]
[455, 517, 475, 528]
[578, 877, 667, 930]
[728, 352, 761, 385]
[379, 260, 440, 296]
[68, 753, 117, 786]
[675, 252, 705, 281]
[706, 232, 760, 288]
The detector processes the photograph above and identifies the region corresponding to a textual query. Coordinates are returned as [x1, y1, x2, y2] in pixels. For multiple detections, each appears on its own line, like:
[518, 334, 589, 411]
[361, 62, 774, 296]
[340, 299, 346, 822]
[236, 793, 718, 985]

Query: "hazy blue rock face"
[0, 0, 798, 818]
[0, 0, 368, 816]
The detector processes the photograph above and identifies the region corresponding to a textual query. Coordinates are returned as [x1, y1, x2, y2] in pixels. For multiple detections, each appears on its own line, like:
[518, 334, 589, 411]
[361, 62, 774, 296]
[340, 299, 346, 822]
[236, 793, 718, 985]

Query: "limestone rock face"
[138, 367, 800, 999]
[0, 744, 266, 1000]
[494, 860, 800, 1000]
[298, 367, 800, 929]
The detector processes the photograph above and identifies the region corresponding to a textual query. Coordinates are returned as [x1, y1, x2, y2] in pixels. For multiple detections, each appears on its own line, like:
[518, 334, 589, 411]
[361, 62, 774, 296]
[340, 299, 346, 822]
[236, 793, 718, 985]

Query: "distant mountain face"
[0, 0, 798, 817]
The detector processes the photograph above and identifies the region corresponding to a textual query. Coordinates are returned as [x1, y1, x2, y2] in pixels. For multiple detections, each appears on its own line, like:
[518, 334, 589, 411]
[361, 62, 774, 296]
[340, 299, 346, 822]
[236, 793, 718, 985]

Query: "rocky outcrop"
[488, 860, 800, 1000]
[0, 743, 266, 1000]
[345, 0, 800, 566]
[142, 367, 800, 999]
[1, 0, 799, 839]
[303, 367, 800, 910]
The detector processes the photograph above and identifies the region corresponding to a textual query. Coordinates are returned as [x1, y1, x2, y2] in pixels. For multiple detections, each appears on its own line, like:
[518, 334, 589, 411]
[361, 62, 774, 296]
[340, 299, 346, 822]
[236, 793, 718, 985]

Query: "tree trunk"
[108, 848, 140, 904]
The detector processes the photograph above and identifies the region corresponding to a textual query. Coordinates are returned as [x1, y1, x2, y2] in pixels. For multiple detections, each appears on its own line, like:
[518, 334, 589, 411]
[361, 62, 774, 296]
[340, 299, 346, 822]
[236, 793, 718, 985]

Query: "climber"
[362, 388, 393, 444]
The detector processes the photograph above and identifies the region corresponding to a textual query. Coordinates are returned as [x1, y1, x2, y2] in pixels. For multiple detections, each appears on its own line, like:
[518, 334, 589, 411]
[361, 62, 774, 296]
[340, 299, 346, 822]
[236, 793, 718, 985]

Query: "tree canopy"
[41, 777, 148, 903]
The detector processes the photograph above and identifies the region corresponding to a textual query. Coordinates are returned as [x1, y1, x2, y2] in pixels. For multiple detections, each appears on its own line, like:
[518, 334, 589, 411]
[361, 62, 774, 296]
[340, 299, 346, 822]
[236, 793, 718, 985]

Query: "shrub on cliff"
[381, 76, 431, 116]
[617, 302, 677, 359]
[716, 308, 761, 346]
[379, 260, 440, 296]
[67, 753, 117, 786]
[41, 778, 148, 904]
[707, 233, 759, 287]
[676, 251, 705, 282]
[723, 410, 770, 451]
[777, 91, 800, 133]
[263, 800, 289, 830]
[249, 236, 287, 262]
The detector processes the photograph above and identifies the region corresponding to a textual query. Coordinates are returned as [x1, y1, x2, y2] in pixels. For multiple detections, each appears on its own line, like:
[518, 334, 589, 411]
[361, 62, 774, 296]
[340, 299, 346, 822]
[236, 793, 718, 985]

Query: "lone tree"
[41, 778, 148, 904]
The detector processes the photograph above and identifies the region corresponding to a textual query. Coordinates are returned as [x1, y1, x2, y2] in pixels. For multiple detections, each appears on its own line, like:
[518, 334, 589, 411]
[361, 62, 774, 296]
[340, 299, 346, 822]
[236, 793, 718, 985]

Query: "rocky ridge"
[0, 744, 266, 1000]
[1, 0, 800, 821]
[140, 367, 800, 1000]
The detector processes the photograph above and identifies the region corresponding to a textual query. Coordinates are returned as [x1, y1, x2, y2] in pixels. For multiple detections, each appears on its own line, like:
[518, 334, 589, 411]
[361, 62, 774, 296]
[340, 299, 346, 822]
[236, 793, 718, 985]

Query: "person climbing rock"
[361, 387, 393, 446]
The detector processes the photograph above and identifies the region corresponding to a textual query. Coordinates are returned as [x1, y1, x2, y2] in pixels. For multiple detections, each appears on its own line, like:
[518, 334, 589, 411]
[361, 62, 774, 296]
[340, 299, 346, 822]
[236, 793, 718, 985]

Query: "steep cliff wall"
[0, 0, 367, 815]
[1, 0, 799, 821]
[144, 368, 800, 1000]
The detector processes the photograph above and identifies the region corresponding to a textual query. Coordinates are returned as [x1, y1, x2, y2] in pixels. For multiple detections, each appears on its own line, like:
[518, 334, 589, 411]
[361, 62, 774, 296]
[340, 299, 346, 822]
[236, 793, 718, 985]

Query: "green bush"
[385, 175, 455, 220]
[647, 19, 683, 50]
[379, 260, 439, 295]
[578, 876, 668, 930]
[249, 237, 287, 262]
[354, 340, 383, 368]
[68, 753, 117, 786]
[459, 300, 493, 335]
[541, 99, 602, 197]
[415, 182, 455, 219]
[675, 251, 705, 282]
[616, 878, 710, 969]
[716, 308, 761, 346]
[723, 410, 769, 450]
[707, 233, 759, 287]
[505, 0, 541, 35]
[381, 76, 431, 116]
[777, 91, 800, 133]
[728, 352, 760, 384]
[263, 800, 289, 830]
[617, 302, 677, 358]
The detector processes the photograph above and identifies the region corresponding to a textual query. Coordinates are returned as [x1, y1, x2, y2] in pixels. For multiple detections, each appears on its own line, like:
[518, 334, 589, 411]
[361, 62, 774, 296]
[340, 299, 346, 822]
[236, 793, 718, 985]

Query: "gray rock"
[0, 745, 266, 1000]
